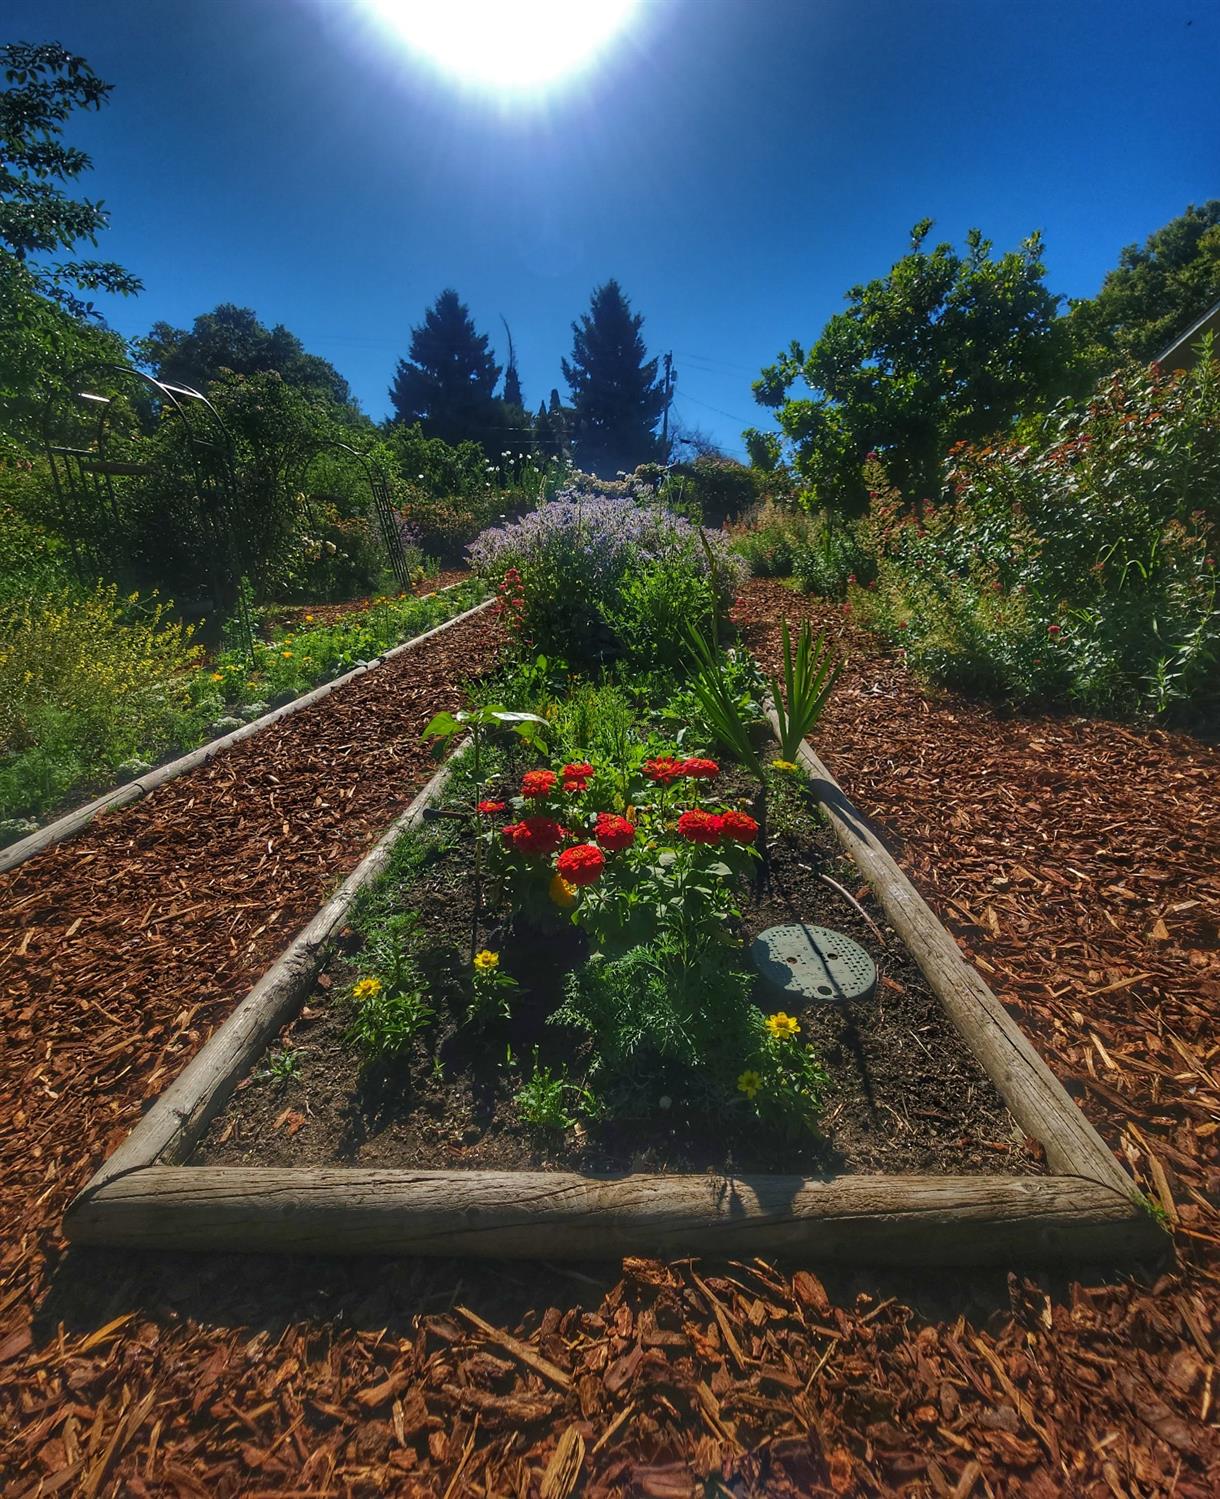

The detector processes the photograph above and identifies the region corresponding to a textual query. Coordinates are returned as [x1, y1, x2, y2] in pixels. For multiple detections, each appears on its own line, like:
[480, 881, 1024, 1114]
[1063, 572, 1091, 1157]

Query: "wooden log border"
[63, 712, 1166, 1264]
[0, 583, 492, 876]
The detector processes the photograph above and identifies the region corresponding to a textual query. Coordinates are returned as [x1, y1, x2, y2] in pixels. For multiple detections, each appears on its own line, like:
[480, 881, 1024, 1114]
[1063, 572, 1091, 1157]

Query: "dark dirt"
[196, 766, 1038, 1179]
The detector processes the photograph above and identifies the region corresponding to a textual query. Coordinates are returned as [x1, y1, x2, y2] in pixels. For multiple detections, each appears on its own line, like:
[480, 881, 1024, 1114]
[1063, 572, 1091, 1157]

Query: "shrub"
[0, 584, 202, 819]
[854, 354, 1220, 718]
[468, 486, 746, 661]
[791, 515, 870, 599]
[728, 499, 818, 577]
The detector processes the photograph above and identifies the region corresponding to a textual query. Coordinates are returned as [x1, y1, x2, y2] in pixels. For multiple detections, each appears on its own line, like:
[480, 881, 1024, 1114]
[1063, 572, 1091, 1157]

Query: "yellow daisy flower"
[353, 976, 382, 1001]
[210, 671, 224, 682]
[770, 758, 799, 773]
[737, 1069, 763, 1099]
[765, 1011, 800, 1040]
[549, 873, 577, 909]
[281, 649, 293, 658]
[473, 950, 499, 971]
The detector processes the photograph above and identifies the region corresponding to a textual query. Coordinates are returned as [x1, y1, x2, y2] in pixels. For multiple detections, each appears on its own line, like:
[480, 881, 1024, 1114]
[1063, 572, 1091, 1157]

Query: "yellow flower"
[473, 949, 499, 971]
[353, 976, 382, 1000]
[281, 650, 293, 659]
[549, 873, 577, 909]
[737, 1069, 762, 1099]
[765, 1011, 800, 1040]
[304, 613, 315, 622]
[770, 758, 799, 773]
[210, 671, 224, 682]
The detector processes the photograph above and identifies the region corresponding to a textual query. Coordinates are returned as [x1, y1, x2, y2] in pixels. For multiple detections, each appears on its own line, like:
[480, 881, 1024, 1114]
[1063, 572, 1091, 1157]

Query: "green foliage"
[749, 221, 1070, 512]
[852, 355, 1220, 719]
[791, 514, 869, 599]
[1070, 201, 1220, 368]
[346, 974, 433, 1064]
[0, 42, 141, 317]
[389, 289, 504, 451]
[512, 1049, 585, 1133]
[662, 456, 763, 526]
[136, 303, 353, 404]
[728, 500, 817, 577]
[600, 559, 716, 669]
[555, 941, 756, 1077]
[0, 582, 203, 821]
[563, 279, 666, 477]
[770, 620, 840, 760]
[682, 625, 767, 779]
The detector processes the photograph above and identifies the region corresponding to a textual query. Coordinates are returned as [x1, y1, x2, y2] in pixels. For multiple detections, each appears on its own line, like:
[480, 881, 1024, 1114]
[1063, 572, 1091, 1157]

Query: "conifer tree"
[389, 289, 501, 448]
[500, 316, 524, 410]
[562, 280, 666, 477]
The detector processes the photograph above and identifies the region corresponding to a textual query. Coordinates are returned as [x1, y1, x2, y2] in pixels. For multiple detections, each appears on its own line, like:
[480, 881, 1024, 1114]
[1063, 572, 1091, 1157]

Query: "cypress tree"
[562, 280, 667, 477]
[389, 289, 501, 448]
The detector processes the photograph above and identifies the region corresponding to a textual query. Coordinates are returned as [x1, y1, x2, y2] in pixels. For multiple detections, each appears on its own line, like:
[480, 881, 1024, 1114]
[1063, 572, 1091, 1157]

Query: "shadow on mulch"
[36, 1239, 1152, 1351]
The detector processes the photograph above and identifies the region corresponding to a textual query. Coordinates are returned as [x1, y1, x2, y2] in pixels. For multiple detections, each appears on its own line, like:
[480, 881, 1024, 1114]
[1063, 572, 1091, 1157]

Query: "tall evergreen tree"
[500, 316, 524, 410]
[389, 289, 501, 448]
[562, 280, 666, 477]
[534, 387, 570, 460]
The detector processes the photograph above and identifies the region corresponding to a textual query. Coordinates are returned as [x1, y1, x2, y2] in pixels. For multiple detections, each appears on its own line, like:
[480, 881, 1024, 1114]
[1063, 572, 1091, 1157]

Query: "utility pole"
[661, 351, 675, 459]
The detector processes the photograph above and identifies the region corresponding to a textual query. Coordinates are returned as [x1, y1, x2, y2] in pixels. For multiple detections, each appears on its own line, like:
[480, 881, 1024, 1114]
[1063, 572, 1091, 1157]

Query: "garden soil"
[1, 579, 1217, 1495]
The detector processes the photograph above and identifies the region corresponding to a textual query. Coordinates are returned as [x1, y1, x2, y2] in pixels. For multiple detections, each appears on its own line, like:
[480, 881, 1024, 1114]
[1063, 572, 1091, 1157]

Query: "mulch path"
[264, 570, 471, 631]
[1, 578, 1218, 1496]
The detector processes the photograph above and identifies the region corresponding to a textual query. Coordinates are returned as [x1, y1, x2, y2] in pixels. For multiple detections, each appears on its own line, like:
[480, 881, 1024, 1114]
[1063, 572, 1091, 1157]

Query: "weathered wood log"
[772, 711, 1137, 1199]
[71, 746, 466, 1197]
[65, 1167, 1163, 1262]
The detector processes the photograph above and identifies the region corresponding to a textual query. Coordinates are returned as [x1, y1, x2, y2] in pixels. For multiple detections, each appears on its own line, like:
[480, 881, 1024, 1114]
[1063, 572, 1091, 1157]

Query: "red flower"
[562, 762, 593, 780]
[1047, 623, 1061, 636]
[679, 757, 719, 780]
[477, 800, 505, 814]
[556, 843, 605, 886]
[502, 817, 565, 856]
[595, 813, 636, 851]
[643, 756, 684, 785]
[677, 809, 723, 845]
[718, 809, 759, 845]
[562, 778, 588, 794]
[520, 769, 557, 798]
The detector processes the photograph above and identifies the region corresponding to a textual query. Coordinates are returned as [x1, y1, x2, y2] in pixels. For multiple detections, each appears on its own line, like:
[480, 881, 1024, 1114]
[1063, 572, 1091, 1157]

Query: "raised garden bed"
[65, 689, 1164, 1264]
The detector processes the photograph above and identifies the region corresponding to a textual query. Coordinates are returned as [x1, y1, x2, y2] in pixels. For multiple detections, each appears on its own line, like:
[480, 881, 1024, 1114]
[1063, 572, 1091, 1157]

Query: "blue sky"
[8, 0, 1218, 456]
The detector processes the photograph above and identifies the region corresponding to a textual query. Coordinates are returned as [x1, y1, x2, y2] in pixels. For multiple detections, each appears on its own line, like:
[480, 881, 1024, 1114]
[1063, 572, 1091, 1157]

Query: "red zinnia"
[563, 778, 588, 794]
[595, 812, 636, 851]
[643, 756, 684, 785]
[562, 762, 594, 781]
[718, 808, 760, 845]
[477, 800, 506, 814]
[679, 757, 719, 780]
[677, 809, 723, 845]
[1047, 623, 1061, 636]
[502, 817, 565, 856]
[520, 769, 557, 798]
[556, 843, 605, 886]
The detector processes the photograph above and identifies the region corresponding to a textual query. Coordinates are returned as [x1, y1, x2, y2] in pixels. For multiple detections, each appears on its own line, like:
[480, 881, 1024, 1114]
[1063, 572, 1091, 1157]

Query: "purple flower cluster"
[468, 491, 746, 601]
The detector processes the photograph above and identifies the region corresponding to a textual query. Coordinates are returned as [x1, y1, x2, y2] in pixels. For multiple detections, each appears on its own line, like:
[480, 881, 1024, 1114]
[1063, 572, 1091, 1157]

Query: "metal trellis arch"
[40, 363, 253, 650]
[289, 440, 412, 591]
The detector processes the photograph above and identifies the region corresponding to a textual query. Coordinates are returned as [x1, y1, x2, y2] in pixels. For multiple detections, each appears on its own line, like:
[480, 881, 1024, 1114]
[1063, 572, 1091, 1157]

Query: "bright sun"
[364, 0, 642, 93]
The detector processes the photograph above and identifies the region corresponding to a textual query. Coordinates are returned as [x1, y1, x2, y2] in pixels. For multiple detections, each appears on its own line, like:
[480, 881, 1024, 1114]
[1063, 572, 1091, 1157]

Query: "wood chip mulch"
[264, 569, 472, 631]
[1, 578, 1217, 1496]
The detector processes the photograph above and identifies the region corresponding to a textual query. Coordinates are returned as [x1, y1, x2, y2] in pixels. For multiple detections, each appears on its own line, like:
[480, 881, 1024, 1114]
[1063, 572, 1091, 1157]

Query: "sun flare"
[363, 0, 641, 93]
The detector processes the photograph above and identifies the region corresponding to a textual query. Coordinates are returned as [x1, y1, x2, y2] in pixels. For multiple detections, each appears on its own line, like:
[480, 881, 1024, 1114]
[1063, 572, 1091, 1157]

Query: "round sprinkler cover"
[751, 923, 877, 1004]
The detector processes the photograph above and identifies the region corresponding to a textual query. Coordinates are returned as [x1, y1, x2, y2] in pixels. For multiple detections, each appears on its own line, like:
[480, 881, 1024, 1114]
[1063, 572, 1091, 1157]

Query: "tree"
[500, 316, 524, 410]
[137, 304, 353, 405]
[1069, 201, 1220, 366]
[389, 289, 501, 449]
[0, 42, 141, 318]
[562, 279, 667, 477]
[533, 388, 570, 461]
[747, 222, 1068, 511]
